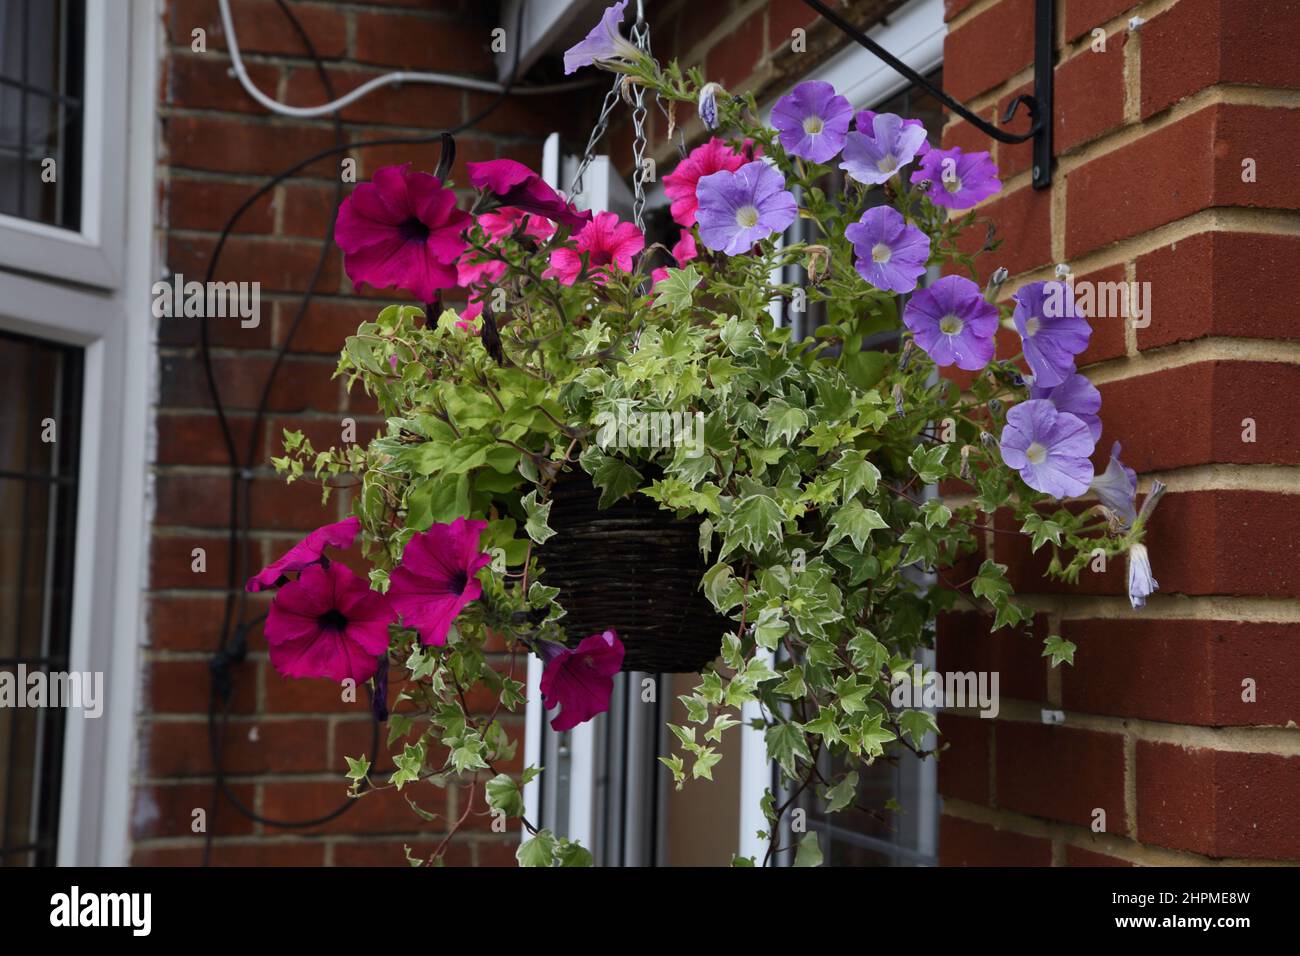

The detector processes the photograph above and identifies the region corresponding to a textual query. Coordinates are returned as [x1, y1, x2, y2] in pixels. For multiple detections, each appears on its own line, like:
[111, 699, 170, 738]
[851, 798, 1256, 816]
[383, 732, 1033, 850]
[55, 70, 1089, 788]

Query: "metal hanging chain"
[627, 4, 652, 231]
[566, 0, 655, 233]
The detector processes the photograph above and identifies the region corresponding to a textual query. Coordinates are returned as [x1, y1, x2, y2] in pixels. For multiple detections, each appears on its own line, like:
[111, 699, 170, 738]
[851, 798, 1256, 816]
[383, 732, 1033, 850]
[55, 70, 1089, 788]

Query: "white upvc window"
[0, 0, 130, 288]
[0, 0, 158, 865]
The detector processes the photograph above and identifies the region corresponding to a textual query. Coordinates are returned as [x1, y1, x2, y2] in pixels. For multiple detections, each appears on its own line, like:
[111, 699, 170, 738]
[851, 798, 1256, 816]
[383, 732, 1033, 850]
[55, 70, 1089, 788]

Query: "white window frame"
[520, 0, 945, 866]
[0, 0, 130, 289]
[0, 0, 158, 865]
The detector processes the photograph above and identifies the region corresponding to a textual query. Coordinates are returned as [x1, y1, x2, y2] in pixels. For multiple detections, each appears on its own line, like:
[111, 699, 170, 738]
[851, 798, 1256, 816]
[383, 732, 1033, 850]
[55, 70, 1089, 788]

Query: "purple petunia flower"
[1012, 280, 1092, 389]
[999, 399, 1095, 498]
[695, 160, 797, 255]
[770, 81, 854, 164]
[1030, 372, 1102, 443]
[845, 206, 931, 294]
[1127, 543, 1158, 609]
[563, 1, 644, 75]
[1091, 441, 1138, 527]
[910, 146, 1001, 209]
[902, 275, 999, 370]
[840, 111, 930, 185]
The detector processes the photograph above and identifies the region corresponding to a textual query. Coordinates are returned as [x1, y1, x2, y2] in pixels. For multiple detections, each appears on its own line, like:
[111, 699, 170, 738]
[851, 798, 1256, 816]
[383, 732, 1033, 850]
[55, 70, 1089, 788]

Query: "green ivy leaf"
[825, 500, 889, 552]
[517, 830, 557, 867]
[1042, 634, 1077, 667]
[485, 773, 525, 818]
[653, 265, 702, 312]
[522, 490, 556, 544]
[793, 834, 824, 867]
[898, 709, 939, 744]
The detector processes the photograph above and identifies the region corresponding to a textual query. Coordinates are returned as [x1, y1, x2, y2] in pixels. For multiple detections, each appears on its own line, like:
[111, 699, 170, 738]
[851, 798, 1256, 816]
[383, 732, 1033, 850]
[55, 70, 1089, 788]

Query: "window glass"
[0, 0, 85, 229]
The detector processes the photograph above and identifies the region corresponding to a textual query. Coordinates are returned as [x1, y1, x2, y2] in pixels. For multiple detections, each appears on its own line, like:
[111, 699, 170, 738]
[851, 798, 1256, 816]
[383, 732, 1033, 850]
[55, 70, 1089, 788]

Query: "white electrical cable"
[216, 0, 594, 119]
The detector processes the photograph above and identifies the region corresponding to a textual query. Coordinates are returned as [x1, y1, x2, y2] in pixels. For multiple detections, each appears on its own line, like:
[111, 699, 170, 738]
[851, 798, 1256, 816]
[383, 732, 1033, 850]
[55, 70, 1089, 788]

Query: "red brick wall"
[932, 0, 1300, 866]
[138, 0, 582, 866]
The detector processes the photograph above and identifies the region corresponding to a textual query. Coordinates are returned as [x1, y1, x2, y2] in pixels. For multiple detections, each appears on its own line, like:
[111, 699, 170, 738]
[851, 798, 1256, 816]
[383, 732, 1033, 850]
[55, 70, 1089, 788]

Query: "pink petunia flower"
[538, 630, 625, 731]
[334, 164, 471, 302]
[467, 159, 592, 230]
[386, 517, 493, 646]
[543, 212, 644, 286]
[662, 138, 750, 227]
[264, 561, 395, 684]
[245, 516, 361, 593]
[478, 206, 555, 243]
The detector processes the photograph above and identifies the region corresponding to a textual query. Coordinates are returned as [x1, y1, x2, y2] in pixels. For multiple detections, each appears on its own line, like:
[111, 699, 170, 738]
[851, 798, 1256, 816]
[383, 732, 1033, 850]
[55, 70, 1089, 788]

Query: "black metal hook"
[798, 0, 1054, 188]
[434, 132, 456, 182]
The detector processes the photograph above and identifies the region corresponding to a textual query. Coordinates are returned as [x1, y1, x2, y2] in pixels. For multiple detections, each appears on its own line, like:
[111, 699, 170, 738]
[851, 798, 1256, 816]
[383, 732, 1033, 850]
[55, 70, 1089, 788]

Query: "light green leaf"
[653, 265, 702, 312]
[793, 834, 824, 867]
[522, 490, 556, 544]
[1042, 634, 1077, 667]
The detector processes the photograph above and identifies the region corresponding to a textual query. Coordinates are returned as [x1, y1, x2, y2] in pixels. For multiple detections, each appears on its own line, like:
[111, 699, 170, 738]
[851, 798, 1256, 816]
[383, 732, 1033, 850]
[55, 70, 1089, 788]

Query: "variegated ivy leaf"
[521, 490, 555, 544]
[858, 715, 897, 758]
[826, 448, 881, 500]
[485, 773, 525, 818]
[725, 493, 785, 553]
[692, 746, 723, 780]
[907, 443, 949, 484]
[823, 771, 859, 813]
[1042, 634, 1077, 667]
[653, 265, 702, 313]
[898, 709, 939, 744]
[1022, 512, 1065, 552]
[793, 834, 824, 867]
[825, 500, 889, 552]
[751, 606, 789, 650]
[921, 499, 953, 529]
[765, 722, 812, 775]
[517, 830, 557, 867]
[762, 397, 809, 446]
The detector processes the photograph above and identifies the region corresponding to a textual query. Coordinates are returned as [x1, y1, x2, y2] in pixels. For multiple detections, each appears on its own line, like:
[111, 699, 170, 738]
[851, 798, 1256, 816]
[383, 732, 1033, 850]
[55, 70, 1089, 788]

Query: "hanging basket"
[540, 469, 728, 673]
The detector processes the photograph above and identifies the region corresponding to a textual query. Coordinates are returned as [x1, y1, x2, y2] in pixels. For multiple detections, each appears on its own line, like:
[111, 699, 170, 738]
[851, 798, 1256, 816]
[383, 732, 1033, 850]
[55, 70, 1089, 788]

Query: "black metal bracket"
[800, 0, 1055, 189]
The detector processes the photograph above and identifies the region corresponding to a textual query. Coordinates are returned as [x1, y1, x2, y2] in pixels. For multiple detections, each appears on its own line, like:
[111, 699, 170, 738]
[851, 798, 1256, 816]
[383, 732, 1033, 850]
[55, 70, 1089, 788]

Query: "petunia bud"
[1126, 542, 1159, 609]
[892, 383, 906, 418]
[987, 398, 1004, 415]
[979, 430, 998, 451]
[481, 308, 506, 366]
[898, 338, 916, 372]
[698, 83, 723, 130]
[959, 444, 976, 481]
[984, 266, 1009, 302]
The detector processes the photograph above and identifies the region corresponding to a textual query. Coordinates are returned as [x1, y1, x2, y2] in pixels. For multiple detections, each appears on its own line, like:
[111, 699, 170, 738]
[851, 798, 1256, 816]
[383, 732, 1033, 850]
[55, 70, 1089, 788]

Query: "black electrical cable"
[199, 0, 528, 864]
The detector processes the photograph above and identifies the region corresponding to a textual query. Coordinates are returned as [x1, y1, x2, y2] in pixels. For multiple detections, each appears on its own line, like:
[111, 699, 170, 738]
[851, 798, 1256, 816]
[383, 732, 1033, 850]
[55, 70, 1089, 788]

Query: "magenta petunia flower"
[246, 516, 361, 593]
[845, 205, 931, 293]
[264, 561, 394, 684]
[564, 1, 642, 74]
[999, 399, 1095, 498]
[538, 630, 625, 732]
[1030, 372, 1102, 442]
[334, 164, 471, 302]
[662, 138, 751, 228]
[543, 211, 645, 285]
[1013, 280, 1092, 389]
[902, 274, 999, 370]
[1091, 441, 1138, 528]
[467, 159, 591, 231]
[770, 81, 853, 164]
[387, 517, 493, 646]
[695, 160, 797, 256]
[910, 146, 1001, 209]
[477, 206, 555, 243]
[840, 111, 930, 185]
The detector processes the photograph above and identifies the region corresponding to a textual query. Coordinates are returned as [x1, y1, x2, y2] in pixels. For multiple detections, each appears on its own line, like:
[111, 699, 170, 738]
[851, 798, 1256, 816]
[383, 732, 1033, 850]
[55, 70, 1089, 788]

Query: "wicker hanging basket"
[540, 469, 728, 673]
